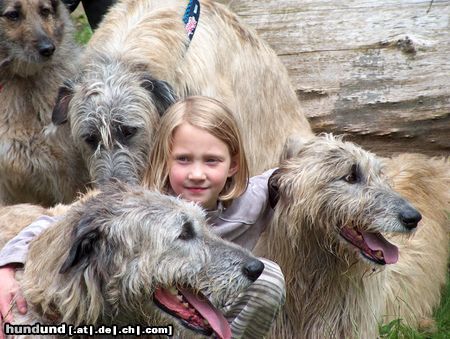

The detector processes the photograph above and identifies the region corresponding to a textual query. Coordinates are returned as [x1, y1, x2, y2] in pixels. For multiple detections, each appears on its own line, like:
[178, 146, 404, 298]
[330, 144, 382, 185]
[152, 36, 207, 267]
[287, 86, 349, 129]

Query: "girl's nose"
[188, 164, 206, 180]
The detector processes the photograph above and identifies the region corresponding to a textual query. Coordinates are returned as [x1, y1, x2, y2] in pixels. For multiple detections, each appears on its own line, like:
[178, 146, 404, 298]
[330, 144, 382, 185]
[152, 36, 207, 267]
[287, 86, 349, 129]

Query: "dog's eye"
[342, 164, 360, 184]
[40, 7, 51, 18]
[83, 134, 100, 150]
[3, 11, 20, 21]
[178, 221, 195, 241]
[119, 126, 137, 141]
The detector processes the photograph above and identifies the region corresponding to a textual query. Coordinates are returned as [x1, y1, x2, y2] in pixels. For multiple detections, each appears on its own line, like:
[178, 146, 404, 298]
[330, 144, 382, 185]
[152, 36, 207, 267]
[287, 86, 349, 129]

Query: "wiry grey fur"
[254, 134, 449, 338]
[1, 185, 262, 338]
[0, 0, 88, 206]
[50, 0, 313, 187]
[52, 54, 176, 186]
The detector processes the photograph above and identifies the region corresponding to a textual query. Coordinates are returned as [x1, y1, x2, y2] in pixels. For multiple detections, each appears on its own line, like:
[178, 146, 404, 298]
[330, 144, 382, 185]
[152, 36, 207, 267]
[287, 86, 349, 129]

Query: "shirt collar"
[205, 201, 225, 220]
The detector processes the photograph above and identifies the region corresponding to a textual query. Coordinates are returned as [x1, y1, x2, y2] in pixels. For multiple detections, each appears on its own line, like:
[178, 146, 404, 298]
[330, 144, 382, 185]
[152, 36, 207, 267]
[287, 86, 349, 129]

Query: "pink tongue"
[361, 231, 399, 264]
[180, 288, 231, 339]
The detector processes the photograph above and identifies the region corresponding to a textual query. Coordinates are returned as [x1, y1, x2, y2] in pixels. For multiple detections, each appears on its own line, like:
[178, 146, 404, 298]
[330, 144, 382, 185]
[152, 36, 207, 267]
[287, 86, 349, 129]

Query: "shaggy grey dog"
[254, 134, 449, 338]
[0, 185, 263, 339]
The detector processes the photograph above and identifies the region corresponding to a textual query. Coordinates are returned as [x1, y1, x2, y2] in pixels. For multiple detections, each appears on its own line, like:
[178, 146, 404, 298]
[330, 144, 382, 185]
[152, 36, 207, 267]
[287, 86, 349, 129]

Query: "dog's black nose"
[399, 205, 422, 230]
[242, 259, 265, 282]
[38, 40, 55, 57]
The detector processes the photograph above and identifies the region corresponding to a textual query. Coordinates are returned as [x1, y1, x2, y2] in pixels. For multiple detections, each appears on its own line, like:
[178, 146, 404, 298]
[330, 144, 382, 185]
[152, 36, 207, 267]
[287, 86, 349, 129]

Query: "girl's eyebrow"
[171, 150, 191, 155]
[172, 152, 225, 160]
[172, 153, 191, 158]
[203, 154, 225, 160]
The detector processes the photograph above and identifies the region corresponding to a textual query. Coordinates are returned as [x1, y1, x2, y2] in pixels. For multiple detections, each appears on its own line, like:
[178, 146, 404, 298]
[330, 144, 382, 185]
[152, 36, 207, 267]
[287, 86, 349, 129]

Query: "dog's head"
[51, 58, 177, 186]
[0, 0, 70, 71]
[33, 184, 260, 338]
[270, 134, 421, 266]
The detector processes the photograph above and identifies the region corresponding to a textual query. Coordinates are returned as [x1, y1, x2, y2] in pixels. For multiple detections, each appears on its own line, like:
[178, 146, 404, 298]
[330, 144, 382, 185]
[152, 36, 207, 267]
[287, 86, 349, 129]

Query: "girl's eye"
[175, 156, 189, 163]
[206, 156, 224, 164]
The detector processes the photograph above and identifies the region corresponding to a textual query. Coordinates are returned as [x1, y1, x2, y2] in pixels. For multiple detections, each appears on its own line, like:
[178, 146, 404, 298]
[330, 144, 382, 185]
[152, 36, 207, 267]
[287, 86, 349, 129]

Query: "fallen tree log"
[219, 0, 449, 157]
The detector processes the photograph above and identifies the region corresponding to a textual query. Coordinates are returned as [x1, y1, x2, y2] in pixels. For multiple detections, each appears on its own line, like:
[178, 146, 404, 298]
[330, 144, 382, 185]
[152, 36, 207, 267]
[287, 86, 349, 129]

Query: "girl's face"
[168, 122, 238, 210]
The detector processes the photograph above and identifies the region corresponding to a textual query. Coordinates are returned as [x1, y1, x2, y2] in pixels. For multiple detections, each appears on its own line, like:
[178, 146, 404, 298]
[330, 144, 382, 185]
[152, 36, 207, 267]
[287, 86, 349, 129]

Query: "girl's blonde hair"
[143, 96, 249, 205]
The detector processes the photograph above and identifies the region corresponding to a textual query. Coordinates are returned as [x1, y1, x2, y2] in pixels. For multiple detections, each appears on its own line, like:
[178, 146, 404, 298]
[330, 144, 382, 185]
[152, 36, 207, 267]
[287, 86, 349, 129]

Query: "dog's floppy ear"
[141, 75, 177, 116]
[52, 81, 74, 125]
[59, 213, 100, 274]
[268, 169, 281, 209]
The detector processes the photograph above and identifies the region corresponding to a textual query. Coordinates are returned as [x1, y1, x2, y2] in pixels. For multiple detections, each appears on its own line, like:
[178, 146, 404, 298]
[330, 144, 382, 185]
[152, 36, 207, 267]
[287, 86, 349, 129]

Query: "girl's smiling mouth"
[186, 187, 208, 193]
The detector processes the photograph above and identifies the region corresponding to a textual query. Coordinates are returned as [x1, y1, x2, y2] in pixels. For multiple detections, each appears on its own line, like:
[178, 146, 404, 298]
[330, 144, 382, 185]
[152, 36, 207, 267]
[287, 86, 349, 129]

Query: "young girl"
[0, 96, 285, 338]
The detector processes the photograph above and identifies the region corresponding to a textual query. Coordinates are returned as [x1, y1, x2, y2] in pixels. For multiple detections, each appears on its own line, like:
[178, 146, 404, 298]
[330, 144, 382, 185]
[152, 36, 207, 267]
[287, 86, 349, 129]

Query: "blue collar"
[183, 0, 200, 41]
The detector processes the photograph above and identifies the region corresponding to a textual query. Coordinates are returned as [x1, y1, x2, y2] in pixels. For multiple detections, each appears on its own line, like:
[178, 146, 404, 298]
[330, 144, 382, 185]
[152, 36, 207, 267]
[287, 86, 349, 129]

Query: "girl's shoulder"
[218, 169, 276, 224]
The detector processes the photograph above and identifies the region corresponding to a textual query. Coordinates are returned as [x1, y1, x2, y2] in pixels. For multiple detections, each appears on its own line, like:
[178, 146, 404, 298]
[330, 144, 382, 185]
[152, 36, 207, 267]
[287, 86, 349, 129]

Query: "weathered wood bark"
[218, 0, 449, 157]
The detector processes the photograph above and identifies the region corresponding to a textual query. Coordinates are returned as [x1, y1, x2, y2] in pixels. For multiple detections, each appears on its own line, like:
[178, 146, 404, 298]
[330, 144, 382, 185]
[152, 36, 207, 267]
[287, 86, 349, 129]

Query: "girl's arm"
[0, 215, 58, 337]
[211, 169, 278, 250]
[0, 215, 58, 266]
[0, 264, 27, 336]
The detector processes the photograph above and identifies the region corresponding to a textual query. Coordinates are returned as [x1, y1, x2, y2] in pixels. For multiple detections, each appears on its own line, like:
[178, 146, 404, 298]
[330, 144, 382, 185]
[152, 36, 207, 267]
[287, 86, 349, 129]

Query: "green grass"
[72, 12, 92, 45]
[380, 267, 450, 339]
[379, 225, 450, 339]
[380, 318, 426, 339]
[433, 270, 450, 337]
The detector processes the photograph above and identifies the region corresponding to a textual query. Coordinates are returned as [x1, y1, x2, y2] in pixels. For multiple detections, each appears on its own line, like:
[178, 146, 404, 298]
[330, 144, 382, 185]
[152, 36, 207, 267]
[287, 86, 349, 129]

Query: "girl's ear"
[228, 156, 239, 177]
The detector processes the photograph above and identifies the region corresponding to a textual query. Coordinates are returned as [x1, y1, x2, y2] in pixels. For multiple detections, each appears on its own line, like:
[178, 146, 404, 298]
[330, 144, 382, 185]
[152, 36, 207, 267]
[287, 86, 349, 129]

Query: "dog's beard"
[5, 45, 52, 76]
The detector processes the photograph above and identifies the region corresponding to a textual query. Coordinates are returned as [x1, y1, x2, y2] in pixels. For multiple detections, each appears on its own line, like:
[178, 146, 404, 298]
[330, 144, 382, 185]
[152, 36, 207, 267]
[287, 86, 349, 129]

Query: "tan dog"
[254, 135, 449, 338]
[0, 185, 264, 339]
[383, 153, 450, 329]
[51, 0, 314, 186]
[0, 0, 89, 206]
